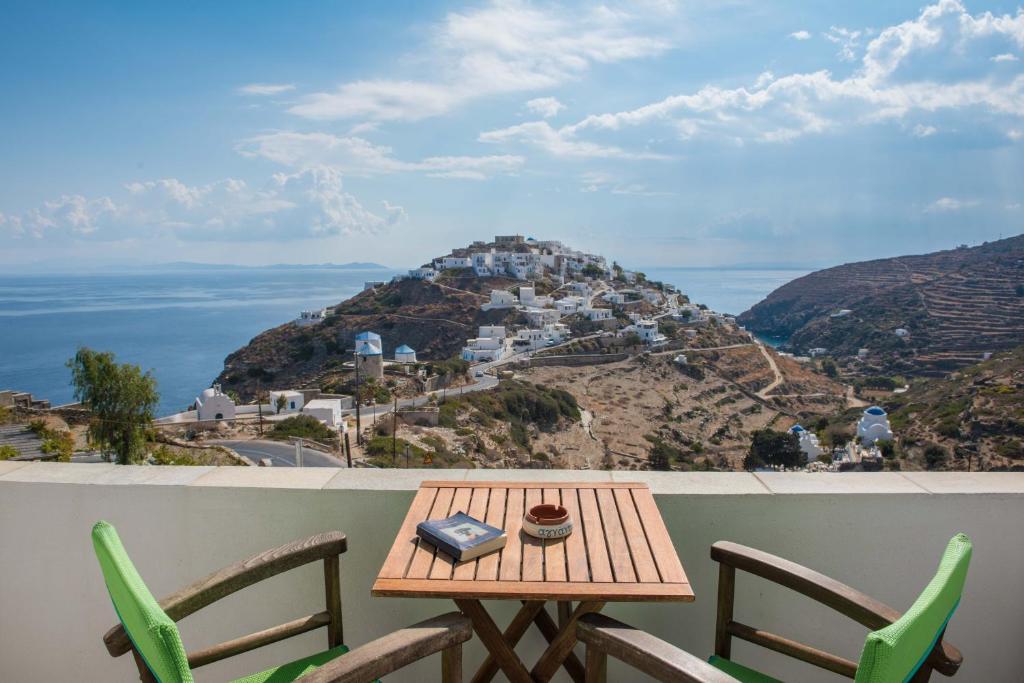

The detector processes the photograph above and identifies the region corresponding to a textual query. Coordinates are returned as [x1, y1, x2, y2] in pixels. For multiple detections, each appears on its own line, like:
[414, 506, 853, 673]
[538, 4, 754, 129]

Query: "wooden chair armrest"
[710, 541, 962, 676]
[295, 612, 472, 683]
[577, 614, 736, 683]
[104, 531, 347, 657]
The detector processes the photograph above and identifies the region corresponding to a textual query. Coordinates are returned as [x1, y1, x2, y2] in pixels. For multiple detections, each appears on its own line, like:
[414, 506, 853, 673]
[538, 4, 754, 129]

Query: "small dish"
[523, 504, 573, 539]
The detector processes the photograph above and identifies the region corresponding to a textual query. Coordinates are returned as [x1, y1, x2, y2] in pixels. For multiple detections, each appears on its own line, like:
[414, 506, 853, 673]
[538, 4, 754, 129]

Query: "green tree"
[67, 348, 159, 465]
[744, 429, 803, 470]
[275, 394, 288, 413]
[821, 359, 838, 378]
[581, 263, 604, 279]
[924, 444, 949, 470]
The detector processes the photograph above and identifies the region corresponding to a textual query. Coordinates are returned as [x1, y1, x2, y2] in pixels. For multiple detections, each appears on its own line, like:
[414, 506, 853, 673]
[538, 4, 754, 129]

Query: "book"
[416, 512, 507, 562]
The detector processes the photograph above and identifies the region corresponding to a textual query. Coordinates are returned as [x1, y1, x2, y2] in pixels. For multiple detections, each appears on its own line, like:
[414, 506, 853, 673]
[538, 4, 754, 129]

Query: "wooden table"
[372, 481, 693, 683]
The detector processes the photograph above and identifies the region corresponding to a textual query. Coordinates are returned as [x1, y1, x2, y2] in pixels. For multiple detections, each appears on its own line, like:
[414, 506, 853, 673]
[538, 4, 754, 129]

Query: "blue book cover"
[416, 511, 507, 562]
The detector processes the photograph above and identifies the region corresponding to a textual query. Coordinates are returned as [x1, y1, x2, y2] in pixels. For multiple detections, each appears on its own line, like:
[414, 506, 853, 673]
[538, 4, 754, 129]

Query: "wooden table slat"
[560, 488, 590, 583]
[595, 488, 637, 583]
[498, 487, 525, 582]
[405, 486, 455, 579]
[378, 487, 436, 579]
[429, 487, 473, 579]
[613, 488, 661, 583]
[542, 488, 568, 582]
[576, 487, 614, 583]
[631, 488, 689, 585]
[475, 487, 507, 581]
[453, 487, 492, 580]
[521, 488, 545, 582]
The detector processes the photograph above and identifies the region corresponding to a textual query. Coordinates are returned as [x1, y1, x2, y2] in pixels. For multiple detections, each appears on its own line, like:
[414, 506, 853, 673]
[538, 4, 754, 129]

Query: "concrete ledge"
[3, 464, 1024, 495]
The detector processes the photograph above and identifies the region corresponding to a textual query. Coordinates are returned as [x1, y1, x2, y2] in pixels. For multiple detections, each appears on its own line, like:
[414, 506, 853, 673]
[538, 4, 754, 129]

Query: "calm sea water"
[642, 267, 808, 316]
[0, 268, 397, 415]
[0, 266, 803, 415]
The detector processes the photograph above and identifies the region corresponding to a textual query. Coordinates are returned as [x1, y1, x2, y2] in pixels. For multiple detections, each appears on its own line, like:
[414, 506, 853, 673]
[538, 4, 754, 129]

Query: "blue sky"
[1, 0, 1022, 270]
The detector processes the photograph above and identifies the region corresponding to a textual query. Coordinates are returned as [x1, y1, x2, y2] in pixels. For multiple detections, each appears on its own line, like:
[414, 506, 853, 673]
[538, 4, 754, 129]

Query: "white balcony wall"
[1, 462, 1022, 682]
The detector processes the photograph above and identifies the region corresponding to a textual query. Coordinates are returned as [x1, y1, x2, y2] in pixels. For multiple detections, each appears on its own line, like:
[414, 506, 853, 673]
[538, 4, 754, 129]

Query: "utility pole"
[405, 443, 411, 469]
[353, 350, 362, 445]
[391, 394, 398, 465]
[256, 378, 264, 436]
[344, 431, 352, 468]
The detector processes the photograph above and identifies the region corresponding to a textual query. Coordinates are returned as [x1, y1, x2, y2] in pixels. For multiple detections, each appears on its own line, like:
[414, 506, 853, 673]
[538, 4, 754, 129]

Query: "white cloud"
[1009, 129, 1023, 140]
[912, 124, 938, 137]
[508, 1, 1024, 153]
[789, 30, 811, 41]
[238, 131, 524, 179]
[823, 26, 865, 62]
[2, 168, 403, 242]
[526, 96, 566, 118]
[238, 83, 296, 96]
[991, 52, 1019, 62]
[479, 120, 669, 159]
[577, 171, 672, 196]
[926, 197, 978, 212]
[288, 1, 672, 122]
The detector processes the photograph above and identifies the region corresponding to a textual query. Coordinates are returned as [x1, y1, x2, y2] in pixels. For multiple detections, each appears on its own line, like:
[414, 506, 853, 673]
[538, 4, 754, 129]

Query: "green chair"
[92, 521, 471, 682]
[577, 534, 971, 682]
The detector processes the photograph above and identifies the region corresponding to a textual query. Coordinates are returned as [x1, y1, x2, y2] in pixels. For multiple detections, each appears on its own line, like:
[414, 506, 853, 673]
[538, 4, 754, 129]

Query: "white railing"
[0, 462, 1022, 682]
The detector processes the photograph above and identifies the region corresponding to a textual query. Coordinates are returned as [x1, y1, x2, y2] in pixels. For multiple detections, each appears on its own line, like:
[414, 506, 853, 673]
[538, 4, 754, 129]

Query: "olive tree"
[67, 348, 159, 464]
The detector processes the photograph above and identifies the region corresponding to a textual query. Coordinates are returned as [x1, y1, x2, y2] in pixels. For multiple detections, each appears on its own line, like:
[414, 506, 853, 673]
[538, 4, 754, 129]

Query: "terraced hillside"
[739, 235, 1024, 375]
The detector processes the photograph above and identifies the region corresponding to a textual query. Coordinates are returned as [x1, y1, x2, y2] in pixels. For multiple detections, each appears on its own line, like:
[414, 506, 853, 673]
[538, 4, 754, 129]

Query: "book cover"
[416, 511, 507, 562]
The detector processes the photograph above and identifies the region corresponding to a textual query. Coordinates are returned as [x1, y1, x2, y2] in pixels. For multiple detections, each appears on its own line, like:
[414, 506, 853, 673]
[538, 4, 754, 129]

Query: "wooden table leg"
[557, 601, 572, 630]
[455, 599, 533, 683]
[532, 605, 586, 683]
[470, 601, 545, 683]
[530, 601, 605, 683]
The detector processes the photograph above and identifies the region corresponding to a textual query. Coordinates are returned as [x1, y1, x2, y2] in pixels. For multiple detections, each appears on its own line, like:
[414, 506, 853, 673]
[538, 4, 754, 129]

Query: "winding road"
[210, 439, 345, 467]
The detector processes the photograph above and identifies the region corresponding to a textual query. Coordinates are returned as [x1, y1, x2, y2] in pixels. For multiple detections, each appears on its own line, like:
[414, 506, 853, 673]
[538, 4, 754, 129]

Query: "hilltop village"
[149, 235, 923, 472]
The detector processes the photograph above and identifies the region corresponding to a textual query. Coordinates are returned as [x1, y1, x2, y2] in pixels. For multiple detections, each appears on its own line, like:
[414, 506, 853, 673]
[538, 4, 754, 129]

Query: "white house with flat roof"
[270, 390, 304, 413]
[632, 319, 667, 346]
[407, 267, 436, 281]
[303, 398, 347, 430]
[582, 307, 613, 322]
[195, 385, 235, 422]
[462, 325, 508, 362]
[486, 290, 518, 309]
[555, 296, 583, 316]
[524, 307, 560, 326]
[295, 308, 328, 326]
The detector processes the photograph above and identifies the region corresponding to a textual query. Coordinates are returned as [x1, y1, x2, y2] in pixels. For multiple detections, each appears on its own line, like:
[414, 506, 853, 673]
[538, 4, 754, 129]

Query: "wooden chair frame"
[102, 531, 470, 683]
[576, 541, 964, 682]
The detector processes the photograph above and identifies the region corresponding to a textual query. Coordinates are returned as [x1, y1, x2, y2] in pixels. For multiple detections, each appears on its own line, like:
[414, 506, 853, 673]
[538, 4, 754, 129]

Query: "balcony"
[1, 462, 1021, 681]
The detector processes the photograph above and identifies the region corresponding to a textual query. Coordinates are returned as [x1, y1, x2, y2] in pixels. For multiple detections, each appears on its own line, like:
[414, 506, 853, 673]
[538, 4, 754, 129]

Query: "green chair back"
[854, 533, 972, 683]
[92, 521, 194, 683]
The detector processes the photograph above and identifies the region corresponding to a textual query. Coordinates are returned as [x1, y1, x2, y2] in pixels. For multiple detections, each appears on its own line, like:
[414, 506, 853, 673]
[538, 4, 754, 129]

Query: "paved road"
[210, 439, 345, 467]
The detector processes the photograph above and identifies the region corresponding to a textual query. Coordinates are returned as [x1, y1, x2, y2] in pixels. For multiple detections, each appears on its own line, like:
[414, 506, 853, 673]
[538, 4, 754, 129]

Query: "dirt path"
[755, 343, 784, 398]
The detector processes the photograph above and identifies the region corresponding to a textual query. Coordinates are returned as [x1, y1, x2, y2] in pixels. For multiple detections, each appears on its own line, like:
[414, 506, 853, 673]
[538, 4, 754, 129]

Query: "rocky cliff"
[738, 235, 1024, 375]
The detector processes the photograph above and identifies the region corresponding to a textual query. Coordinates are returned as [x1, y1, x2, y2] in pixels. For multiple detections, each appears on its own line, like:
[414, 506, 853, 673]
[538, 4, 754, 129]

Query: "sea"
[0, 266, 805, 416]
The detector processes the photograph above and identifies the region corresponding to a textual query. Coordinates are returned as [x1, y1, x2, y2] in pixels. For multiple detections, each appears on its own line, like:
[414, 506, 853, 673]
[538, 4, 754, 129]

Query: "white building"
[808, 347, 829, 357]
[603, 291, 626, 305]
[857, 406, 894, 445]
[582, 307, 613, 322]
[394, 344, 417, 363]
[789, 424, 823, 463]
[487, 290, 518, 309]
[270, 390, 304, 413]
[303, 399, 346, 430]
[524, 307, 560, 327]
[462, 326, 508, 362]
[518, 286, 552, 308]
[543, 323, 570, 344]
[195, 385, 235, 422]
[633, 319, 667, 346]
[471, 251, 494, 276]
[363, 281, 385, 291]
[555, 297, 583, 316]
[295, 308, 328, 327]
[407, 267, 436, 281]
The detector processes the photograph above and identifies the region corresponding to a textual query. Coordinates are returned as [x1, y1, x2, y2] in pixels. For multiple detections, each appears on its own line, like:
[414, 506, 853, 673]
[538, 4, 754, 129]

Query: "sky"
[1, 0, 1022, 271]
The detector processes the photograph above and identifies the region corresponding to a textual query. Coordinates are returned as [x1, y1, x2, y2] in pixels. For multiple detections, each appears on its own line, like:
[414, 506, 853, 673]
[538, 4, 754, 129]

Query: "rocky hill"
[738, 235, 1024, 375]
[884, 347, 1024, 470]
[215, 273, 522, 400]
